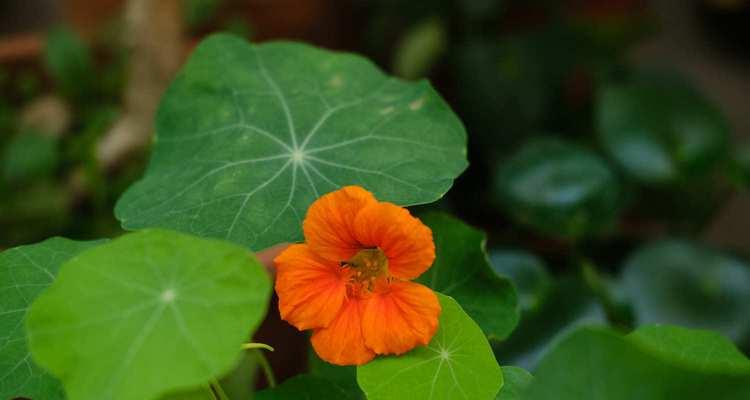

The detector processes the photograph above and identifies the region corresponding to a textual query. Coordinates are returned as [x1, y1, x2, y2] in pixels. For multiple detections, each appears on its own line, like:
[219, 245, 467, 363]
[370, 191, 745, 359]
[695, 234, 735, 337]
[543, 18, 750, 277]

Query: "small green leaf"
[256, 374, 352, 400]
[597, 74, 729, 184]
[115, 34, 467, 250]
[27, 229, 272, 400]
[2, 133, 59, 184]
[490, 250, 550, 312]
[357, 294, 503, 400]
[496, 366, 532, 400]
[1, 237, 104, 400]
[494, 138, 621, 238]
[621, 239, 750, 342]
[417, 213, 519, 340]
[525, 325, 750, 399]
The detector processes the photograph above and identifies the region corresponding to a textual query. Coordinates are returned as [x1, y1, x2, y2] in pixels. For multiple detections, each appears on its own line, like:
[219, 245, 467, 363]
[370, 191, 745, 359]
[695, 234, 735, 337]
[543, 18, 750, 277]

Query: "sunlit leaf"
[115, 34, 467, 250]
[494, 138, 621, 238]
[27, 229, 272, 400]
[0, 237, 104, 400]
[357, 294, 503, 400]
[417, 213, 519, 339]
[621, 239, 750, 342]
[525, 325, 750, 399]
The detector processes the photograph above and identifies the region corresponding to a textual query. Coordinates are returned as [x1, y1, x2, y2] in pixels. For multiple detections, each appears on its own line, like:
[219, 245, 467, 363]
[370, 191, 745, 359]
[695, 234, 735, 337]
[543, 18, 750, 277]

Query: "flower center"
[341, 247, 389, 291]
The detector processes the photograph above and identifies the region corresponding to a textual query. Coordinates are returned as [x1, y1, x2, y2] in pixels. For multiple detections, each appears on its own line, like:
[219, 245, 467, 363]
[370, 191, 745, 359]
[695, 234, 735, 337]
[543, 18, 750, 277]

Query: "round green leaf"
[494, 138, 621, 238]
[597, 75, 729, 184]
[490, 250, 550, 312]
[525, 325, 750, 400]
[621, 239, 750, 342]
[357, 294, 503, 400]
[256, 374, 352, 400]
[496, 366, 532, 400]
[417, 213, 519, 340]
[26, 229, 272, 400]
[1, 237, 104, 400]
[115, 34, 468, 250]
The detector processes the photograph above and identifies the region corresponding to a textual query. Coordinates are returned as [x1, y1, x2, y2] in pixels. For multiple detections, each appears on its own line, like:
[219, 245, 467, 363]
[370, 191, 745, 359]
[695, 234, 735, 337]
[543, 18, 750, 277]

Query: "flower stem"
[241, 342, 275, 352]
[254, 349, 277, 388]
[209, 379, 229, 400]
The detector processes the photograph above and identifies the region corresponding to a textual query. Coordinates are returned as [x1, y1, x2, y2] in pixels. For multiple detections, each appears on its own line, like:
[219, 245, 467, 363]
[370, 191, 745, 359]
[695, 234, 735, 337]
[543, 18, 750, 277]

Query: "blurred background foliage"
[2, 0, 750, 387]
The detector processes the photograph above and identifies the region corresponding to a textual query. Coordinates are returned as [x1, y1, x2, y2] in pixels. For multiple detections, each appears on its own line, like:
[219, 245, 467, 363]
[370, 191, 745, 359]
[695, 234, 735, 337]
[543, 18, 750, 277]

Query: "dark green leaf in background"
[116, 34, 467, 250]
[493, 276, 606, 371]
[308, 350, 364, 399]
[496, 366, 532, 400]
[27, 229, 272, 400]
[621, 239, 750, 343]
[44, 26, 95, 101]
[494, 138, 621, 239]
[2, 133, 59, 184]
[256, 374, 352, 400]
[490, 250, 550, 312]
[357, 294, 503, 400]
[525, 325, 750, 400]
[597, 74, 729, 184]
[418, 213, 519, 340]
[0, 238, 104, 400]
[392, 17, 447, 80]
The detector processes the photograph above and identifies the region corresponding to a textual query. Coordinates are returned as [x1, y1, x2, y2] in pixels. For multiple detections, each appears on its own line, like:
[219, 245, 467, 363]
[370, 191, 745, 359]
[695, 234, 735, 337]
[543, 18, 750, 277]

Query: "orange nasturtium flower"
[273, 186, 441, 366]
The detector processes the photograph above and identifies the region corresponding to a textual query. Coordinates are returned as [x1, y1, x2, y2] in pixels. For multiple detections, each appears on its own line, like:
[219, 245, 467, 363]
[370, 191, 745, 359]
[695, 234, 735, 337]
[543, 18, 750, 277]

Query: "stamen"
[340, 247, 389, 291]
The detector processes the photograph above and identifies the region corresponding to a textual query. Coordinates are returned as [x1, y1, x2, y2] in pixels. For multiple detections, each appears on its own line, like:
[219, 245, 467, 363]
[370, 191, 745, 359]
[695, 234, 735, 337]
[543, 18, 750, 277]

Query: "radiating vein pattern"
[26, 230, 272, 400]
[1, 238, 104, 400]
[357, 295, 502, 400]
[115, 35, 467, 250]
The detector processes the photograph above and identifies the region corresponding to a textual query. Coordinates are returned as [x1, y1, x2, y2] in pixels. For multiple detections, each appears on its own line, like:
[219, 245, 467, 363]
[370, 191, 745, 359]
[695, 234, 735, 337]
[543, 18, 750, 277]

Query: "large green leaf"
[597, 74, 729, 184]
[417, 213, 519, 340]
[621, 239, 750, 342]
[26, 229, 272, 400]
[357, 294, 502, 400]
[525, 325, 750, 399]
[494, 138, 621, 239]
[1, 237, 104, 400]
[115, 34, 467, 250]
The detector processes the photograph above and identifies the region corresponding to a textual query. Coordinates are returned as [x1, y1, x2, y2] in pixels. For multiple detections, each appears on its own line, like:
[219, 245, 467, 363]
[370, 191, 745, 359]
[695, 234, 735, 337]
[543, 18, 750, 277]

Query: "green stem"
[241, 342, 275, 352]
[254, 349, 277, 388]
[209, 379, 229, 400]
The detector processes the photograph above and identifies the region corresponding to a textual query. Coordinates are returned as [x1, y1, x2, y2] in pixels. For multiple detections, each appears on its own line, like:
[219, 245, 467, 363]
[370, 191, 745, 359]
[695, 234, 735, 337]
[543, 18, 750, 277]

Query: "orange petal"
[311, 298, 376, 366]
[303, 186, 377, 263]
[274, 244, 348, 330]
[353, 202, 435, 280]
[361, 281, 441, 355]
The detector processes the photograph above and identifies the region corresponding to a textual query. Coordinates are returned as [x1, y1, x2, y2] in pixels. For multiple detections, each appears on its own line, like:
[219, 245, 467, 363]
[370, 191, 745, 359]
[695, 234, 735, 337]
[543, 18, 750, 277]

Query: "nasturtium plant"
[597, 74, 729, 184]
[417, 213, 519, 339]
[494, 138, 621, 239]
[357, 294, 503, 400]
[26, 229, 272, 400]
[115, 34, 467, 250]
[1, 237, 104, 400]
[525, 325, 750, 399]
[621, 239, 750, 342]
